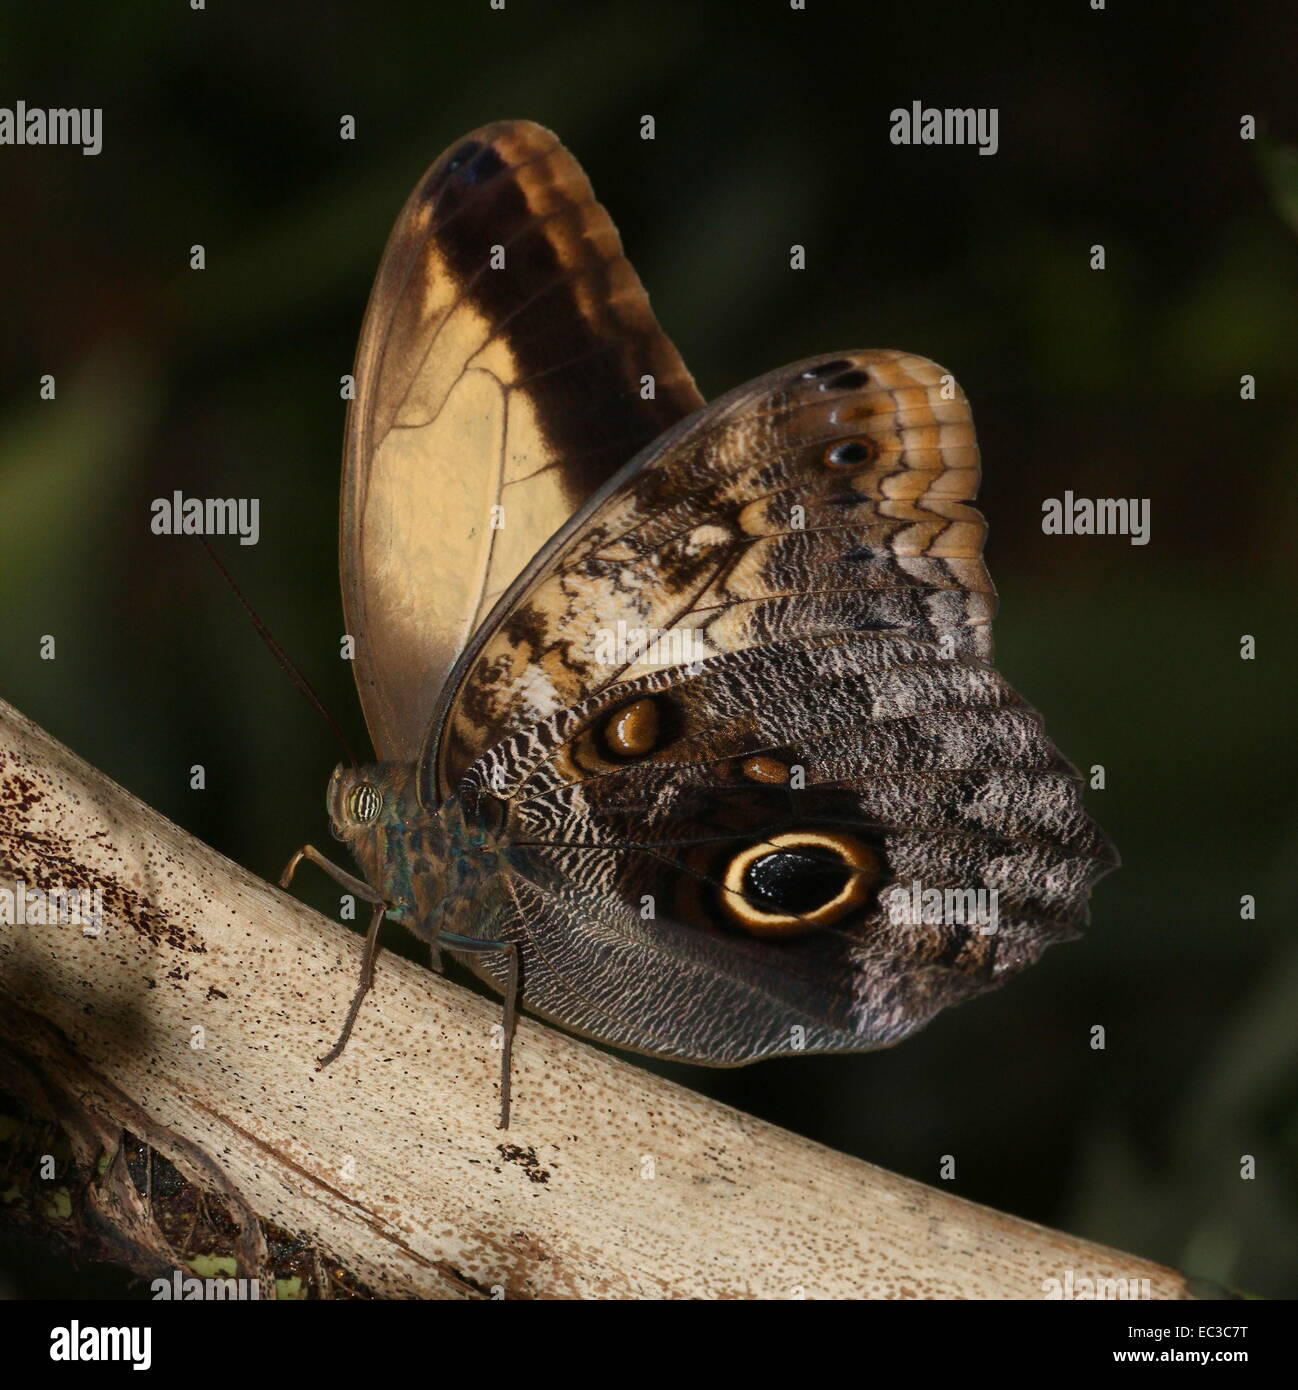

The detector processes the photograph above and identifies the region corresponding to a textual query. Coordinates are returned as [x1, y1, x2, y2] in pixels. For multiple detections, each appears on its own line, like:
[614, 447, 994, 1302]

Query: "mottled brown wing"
[426, 349, 993, 802]
[453, 633, 1115, 1061]
[428, 350, 1114, 1059]
[342, 120, 703, 762]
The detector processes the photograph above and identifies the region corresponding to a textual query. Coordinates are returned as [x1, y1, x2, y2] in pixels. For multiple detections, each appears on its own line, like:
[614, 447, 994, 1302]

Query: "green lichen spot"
[44, 1188, 73, 1220]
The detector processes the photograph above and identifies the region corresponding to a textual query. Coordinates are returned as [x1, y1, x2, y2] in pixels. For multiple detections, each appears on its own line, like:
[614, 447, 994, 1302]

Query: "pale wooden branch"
[0, 696, 1193, 1300]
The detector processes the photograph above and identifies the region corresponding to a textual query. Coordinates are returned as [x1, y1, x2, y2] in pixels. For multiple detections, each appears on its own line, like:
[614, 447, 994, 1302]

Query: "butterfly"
[282, 120, 1117, 1127]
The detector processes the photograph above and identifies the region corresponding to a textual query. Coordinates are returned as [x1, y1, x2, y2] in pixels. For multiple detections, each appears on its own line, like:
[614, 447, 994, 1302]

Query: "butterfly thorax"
[327, 762, 499, 945]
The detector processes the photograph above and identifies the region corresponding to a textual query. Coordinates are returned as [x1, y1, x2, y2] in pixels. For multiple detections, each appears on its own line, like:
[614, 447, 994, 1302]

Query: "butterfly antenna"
[198, 537, 360, 769]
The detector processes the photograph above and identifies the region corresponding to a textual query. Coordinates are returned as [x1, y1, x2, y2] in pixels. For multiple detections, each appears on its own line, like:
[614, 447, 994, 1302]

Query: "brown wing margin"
[341, 120, 704, 762]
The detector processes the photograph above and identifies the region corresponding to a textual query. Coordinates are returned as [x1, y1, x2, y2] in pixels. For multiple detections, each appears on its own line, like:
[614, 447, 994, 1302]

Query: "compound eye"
[348, 782, 383, 824]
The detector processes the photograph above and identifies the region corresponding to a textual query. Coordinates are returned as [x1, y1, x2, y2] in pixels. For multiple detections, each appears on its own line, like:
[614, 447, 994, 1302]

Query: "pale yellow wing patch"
[342, 120, 702, 761]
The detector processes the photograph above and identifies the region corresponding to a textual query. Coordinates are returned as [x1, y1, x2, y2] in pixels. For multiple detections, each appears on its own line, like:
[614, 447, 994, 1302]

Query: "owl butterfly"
[283, 120, 1116, 1127]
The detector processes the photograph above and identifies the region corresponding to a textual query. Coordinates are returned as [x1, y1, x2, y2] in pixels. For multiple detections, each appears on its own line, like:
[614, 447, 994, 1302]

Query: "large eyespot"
[348, 782, 383, 825]
[719, 831, 880, 938]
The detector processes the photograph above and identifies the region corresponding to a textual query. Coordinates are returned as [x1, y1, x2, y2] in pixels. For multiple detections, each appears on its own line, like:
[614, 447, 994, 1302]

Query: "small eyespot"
[824, 438, 877, 468]
[348, 782, 383, 824]
[828, 369, 870, 391]
[567, 694, 681, 776]
[800, 358, 853, 380]
[602, 697, 662, 759]
[426, 140, 504, 202]
[742, 755, 790, 784]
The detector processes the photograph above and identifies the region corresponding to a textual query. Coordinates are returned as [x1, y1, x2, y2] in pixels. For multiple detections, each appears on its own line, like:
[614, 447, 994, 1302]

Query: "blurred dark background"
[1, 0, 1296, 1298]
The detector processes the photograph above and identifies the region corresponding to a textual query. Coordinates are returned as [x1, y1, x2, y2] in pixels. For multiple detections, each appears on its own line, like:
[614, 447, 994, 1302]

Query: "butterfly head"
[325, 763, 433, 909]
[325, 764, 508, 941]
[327, 764, 401, 837]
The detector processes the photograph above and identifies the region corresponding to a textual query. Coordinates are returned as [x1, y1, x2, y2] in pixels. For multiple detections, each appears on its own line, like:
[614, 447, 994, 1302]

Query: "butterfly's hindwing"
[447, 630, 1113, 1061]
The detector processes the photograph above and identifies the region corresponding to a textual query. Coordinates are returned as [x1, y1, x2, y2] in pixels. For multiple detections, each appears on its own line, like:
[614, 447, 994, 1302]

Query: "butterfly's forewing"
[428, 352, 1115, 1059]
[341, 120, 702, 761]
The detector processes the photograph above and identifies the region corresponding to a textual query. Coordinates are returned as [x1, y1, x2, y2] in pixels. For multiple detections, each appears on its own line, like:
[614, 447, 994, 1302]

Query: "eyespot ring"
[348, 782, 383, 824]
[719, 830, 880, 938]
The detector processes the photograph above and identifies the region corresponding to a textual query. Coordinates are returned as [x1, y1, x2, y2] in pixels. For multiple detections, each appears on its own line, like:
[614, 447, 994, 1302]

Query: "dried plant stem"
[0, 697, 1192, 1299]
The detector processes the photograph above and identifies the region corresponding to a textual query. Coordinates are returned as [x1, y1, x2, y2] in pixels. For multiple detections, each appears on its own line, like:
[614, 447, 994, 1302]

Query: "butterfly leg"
[315, 897, 388, 1069]
[279, 845, 390, 1070]
[439, 932, 520, 1130]
[279, 844, 383, 905]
